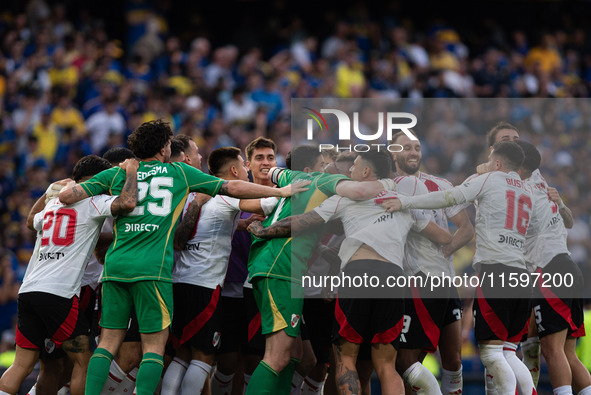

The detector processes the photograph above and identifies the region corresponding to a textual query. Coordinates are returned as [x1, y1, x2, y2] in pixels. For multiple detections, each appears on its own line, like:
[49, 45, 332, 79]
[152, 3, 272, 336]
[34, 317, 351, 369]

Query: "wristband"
[558, 200, 566, 210]
[378, 178, 395, 191]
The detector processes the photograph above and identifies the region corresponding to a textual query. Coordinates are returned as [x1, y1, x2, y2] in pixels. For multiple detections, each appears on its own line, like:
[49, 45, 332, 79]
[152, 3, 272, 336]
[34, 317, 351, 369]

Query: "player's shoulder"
[418, 172, 454, 189]
[393, 175, 427, 196]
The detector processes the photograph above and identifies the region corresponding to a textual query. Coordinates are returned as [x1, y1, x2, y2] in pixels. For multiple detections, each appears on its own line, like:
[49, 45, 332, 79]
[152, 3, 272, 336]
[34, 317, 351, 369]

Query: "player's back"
[20, 196, 115, 299]
[80, 160, 223, 283]
[524, 170, 569, 269]
[466, 171, 533, 270]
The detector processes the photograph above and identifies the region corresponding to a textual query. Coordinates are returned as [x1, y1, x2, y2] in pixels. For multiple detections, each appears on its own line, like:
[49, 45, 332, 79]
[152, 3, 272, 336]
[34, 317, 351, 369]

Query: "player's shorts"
[243, 287, 265, 355]
[303, 299, 335, 364]
[252, 277, 304, 338]
[16, 292, 89, 351]
[171, 283, 222, 354]
[533, 254, 585, 338]
[217, 296, 245, 354]
[441, 287, 463, 328]
[332, 260, 405, 347]
[399, 273, 456, 352]
[100, 280, 173, 334]
[473, 264, 532, 342]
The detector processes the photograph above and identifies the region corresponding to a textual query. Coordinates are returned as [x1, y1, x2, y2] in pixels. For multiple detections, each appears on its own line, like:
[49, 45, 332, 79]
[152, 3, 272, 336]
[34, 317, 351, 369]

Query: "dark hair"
[245, 137, 276, 161]
[102, 147, 135, 166]
[286, 145, 321, 172]
[173, 134, 193, 151]
[515, 140, 541, 173]
[357, 149, 393, 179]
[491, 141, 524, 171]
[170, 139, 185, 161]
[127, 119, 173, 159]
[208, 147, 242, 177]
[72, 155, 112, 182]
[487, 122, 519, 148]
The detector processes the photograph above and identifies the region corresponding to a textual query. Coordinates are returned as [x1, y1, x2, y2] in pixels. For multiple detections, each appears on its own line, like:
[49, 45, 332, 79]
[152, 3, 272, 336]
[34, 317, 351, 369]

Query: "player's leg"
[521, 312, 541, 387]
[540, 329, 570, 389]
[62, 335, 93, 395]
[439, 295, 463, 395]
[246, 277, 302, 395]
[36, 356, 65, 395]
[292, 322, 316, 393]
[105, 311, 142, 395]
[212, 296, 244, 395]
[565, 337, 591, 393]
[133, 281, 174, 395]
[181, 347, 215, 395]
[372, 342, 404, 395]
[333, 339, 361, 395]
[0, 346, 40, 394]
[355, 356, 373, 395]
[242, 286, 264, 392]
[86, 281, 132, 395]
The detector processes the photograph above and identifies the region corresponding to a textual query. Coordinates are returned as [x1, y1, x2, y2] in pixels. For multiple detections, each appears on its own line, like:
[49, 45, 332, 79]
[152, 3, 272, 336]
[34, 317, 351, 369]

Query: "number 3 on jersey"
[504, 190, 532, 235]
[130, 177, 173, 216]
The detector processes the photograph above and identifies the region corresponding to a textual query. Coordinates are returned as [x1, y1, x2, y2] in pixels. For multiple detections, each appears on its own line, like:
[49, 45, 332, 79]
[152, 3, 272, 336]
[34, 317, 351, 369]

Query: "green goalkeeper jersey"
[247, 169, 348, 283]
[79, 160, 224, 282]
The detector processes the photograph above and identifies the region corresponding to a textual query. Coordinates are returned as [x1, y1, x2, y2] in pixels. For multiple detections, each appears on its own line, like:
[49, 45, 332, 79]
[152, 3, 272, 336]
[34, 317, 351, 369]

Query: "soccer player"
[0, 155, 138, 395]
[382, 141, 535, 395]
[243, 145, 396, 395]
[248, 149, 452, 394]
[515, 140, 591, 395]
[161, 147, 278, 394]
[390, 130, 474, 395]
[58, 120, 305, 395]
[211, 136, 277, 394]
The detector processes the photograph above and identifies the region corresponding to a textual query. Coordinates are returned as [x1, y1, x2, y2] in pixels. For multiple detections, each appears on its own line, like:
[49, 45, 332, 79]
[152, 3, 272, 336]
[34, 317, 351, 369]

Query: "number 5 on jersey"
[130, 177, 173, 216]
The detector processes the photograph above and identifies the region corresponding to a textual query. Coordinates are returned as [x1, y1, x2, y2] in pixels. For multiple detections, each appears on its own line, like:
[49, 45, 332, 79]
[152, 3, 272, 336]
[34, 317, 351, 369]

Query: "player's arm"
[442, 210, 475, 258]
[26, 178, 73, 230]
[109, 159, 140, 215]
[247, 211, 325, 239]
[239, 197, 278, 216]
[382, 175, 487, 213]
[218, 179, 310, 199]
[173, 194, 212, 250]
[420, 221, 453, 245]
[58, 182, 91, 204]
[547, 186, 574, 229]
[335, 179, 392, 201]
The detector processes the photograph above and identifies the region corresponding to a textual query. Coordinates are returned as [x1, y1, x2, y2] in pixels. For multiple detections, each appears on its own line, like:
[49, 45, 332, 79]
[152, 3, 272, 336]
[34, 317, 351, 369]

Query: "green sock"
[245, 361, 279, 395]
[276, 358, 300, 394]
[135, 352, 164, 395]
[85, 348, 113, 395]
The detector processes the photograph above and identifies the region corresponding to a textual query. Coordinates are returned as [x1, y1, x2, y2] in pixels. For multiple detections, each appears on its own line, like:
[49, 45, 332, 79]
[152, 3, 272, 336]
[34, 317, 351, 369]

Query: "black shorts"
[17, 292, 90, 351]
[473, 265, 532, 342]
[171, 283, 222, 354]
[217, 296, 246, 354]
[441, 287, 463, 328]
[243, 286, 265, 356]
[123, 308, 141, 342]
[303, 299, 334, 364]
[399, 272, 459, 352]
[333, 260, 405, 346]
[533, 254, 585, 338]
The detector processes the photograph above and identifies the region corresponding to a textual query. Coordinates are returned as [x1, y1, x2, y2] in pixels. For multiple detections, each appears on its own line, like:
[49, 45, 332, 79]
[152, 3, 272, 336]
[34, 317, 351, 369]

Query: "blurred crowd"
[1, 0, 591, 345]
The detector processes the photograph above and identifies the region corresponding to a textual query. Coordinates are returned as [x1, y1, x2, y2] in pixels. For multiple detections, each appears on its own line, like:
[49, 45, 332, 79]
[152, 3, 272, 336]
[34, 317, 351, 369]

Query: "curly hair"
[72, 155, 112, 182]
[127, 119, 173, 159]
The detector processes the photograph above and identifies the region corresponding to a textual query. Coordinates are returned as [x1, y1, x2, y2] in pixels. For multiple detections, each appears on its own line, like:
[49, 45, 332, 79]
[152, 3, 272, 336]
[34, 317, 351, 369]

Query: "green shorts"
[252, 277, 304, 337]
[100, 280, 173, 334]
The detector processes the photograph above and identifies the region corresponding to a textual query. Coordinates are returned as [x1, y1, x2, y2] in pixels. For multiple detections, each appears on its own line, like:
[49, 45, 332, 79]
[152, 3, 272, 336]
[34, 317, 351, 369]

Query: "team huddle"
[0, 119, 588, 395]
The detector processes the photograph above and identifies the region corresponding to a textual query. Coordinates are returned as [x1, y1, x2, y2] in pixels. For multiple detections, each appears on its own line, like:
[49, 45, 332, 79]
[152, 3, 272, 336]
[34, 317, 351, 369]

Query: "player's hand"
[279, 180, 311, 197]
[442, 243, 454, 258]
[247, 220, 264, 237]
[382, 198, 402, 213]
[119, 158, 139, 173]
[247, 214, 266, 225]
[45, 178, 74, 203]
[476, 162, 489, 175]
[547, 187, 563, 205]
